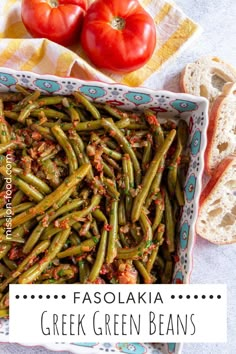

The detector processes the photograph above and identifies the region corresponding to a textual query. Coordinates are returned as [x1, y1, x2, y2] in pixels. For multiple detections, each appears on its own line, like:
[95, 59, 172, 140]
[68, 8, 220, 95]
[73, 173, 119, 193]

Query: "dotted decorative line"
[171, 295, 222, 299]
[15, 295, 66, 299]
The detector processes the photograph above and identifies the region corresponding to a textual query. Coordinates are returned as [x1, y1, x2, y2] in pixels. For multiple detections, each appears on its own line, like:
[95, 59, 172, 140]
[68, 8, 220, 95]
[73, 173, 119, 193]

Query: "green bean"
[57, 236, 100, 259]
[116, 118, 130, 129]
[0, 141, 25, 154]
[18, 101, 40, 123]
[41, 159, 61, 188]
[146, 223, 165, 273]
[0, 262, 11, 275]
[19, 228, 71, 284]
[167, 120, 188, 196]
[133, 260, 153, 284]
[103, 178, 120, 199]
[12, 168, 52, 195]
[167, 144, 181, 197]
[15, 96, 65, 123]
[65, 105, 80, 123]
[106, 198, 118, 264]
[131, 129, 176, 222]
[164, 188, 175, 253]
[22, 223, 45, 254]
[0, 91, 190, 291]
[118, 194, 126, 226]
[51, 125, 78, 174]
[0, 202, 34, 218]
[117, 210, 153, 259]
[41, 194, 101, 240]
[30, 108, 69, 120]
[2, 256, 17, 271]
[178, 119, 189, 148]
[142, 140, 152, 170]
[175, 175, 185, 206]
[95, 103, 128, 120]
[13, 90, 41, 112]
[161, 260, 173, 284]
[11, 219, 37, 239]
[0, 308, 9, 317]
[144, 110, 164, 148]
[0, 100, 10, 144]
[152, 192, 164, 232]
[36, 187, 75, 222]
[59, 120, 103, 131]
[126, 123, 148, 130]
[50, 199, 85, 223]
[11, 190, 25, 207]
[145, 157, 165, 208]
[102, 145, 122, 160]
[30, 124, 56, 141]
[73, 92, 101, 120]
[42, 278, 66, 284]
[10, 164, 91, 228]
[90, 219, 100, 237]
[79, 220, 92, 237]
[39, 263, 77, 281]
[101, 118, 141, 186]
[92, 209, 107, 223]
[0, 166, 44, 202]
[102, 160, 115, 179]
[68, 130, 85, 152]
[37, 96, 64, 106]
[130, 224, 142, 244]
[105, 139, 119, 150]
[0, 292, 9, 309]
[3, 110, 19, 122]
[69, 232, 81, 246]
[103, 154, 121, 171]
[0, 243, 11, 260]
[126, 154, 134, 218]
[0, 92, 24, 102]
[79, 260, 90, 283]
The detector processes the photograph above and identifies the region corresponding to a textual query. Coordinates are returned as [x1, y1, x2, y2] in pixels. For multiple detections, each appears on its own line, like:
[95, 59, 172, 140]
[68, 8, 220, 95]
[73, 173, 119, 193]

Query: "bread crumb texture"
[197, 160, 236, 244]
[210, 94, 236, 170]
[181, 56, 236, 104]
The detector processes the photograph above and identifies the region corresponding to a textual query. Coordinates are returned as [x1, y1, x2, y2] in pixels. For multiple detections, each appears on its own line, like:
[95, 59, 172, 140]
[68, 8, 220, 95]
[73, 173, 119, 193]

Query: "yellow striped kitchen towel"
[0, 0, 201, 86]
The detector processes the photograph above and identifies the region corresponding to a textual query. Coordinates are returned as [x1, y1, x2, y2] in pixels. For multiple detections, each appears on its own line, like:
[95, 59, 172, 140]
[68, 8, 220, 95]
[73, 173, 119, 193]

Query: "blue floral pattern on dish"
[173, 270, 184, 284]
[190, 130, 201, 156]
[72, 342, 98, 347]
[0, 73, 17, 87]
[170, 99, 198, 113]
[185, 174, 196, 202]
[116, 343, 147, 354]
[34, 79, 61, 93]
[167, 343, 176, 353]
[80, 85, 106, 99]
[179, 221, 190, 250]
[124, 92, 152, 105]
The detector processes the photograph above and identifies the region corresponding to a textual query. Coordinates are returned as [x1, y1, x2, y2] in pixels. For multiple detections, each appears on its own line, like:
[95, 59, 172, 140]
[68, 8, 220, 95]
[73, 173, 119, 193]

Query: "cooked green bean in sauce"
[0, 88, 189, 317]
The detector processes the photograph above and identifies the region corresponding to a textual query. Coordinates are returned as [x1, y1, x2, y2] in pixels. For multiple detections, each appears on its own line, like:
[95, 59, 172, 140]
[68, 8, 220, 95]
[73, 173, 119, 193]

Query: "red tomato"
[81, 0, 156, 73]
[21, 0, 87, 46]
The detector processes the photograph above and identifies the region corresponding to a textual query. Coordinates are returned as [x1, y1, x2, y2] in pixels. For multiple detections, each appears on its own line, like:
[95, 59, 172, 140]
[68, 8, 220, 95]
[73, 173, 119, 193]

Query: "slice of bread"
[180, 56, 236, 106]
[196, 156, 236, 244]
[205, 82, 236, 175]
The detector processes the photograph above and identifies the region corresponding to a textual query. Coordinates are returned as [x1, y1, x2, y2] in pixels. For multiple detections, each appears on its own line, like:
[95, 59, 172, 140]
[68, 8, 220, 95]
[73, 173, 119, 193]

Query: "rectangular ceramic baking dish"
[0, 67, 208, 354]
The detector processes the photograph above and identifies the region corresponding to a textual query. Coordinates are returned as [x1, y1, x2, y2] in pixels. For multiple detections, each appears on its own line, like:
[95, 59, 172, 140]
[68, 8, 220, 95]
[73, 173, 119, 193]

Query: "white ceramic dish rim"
[0, 67, 209, 354]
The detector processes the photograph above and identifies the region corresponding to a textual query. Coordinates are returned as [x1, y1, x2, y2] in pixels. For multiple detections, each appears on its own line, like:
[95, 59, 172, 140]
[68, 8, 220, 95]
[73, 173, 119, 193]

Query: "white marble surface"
[0, 0, 235, 354]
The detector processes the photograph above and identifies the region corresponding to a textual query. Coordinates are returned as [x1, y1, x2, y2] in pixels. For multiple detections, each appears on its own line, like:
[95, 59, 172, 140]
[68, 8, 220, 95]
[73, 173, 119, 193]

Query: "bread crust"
[205, 82, 236, 175]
